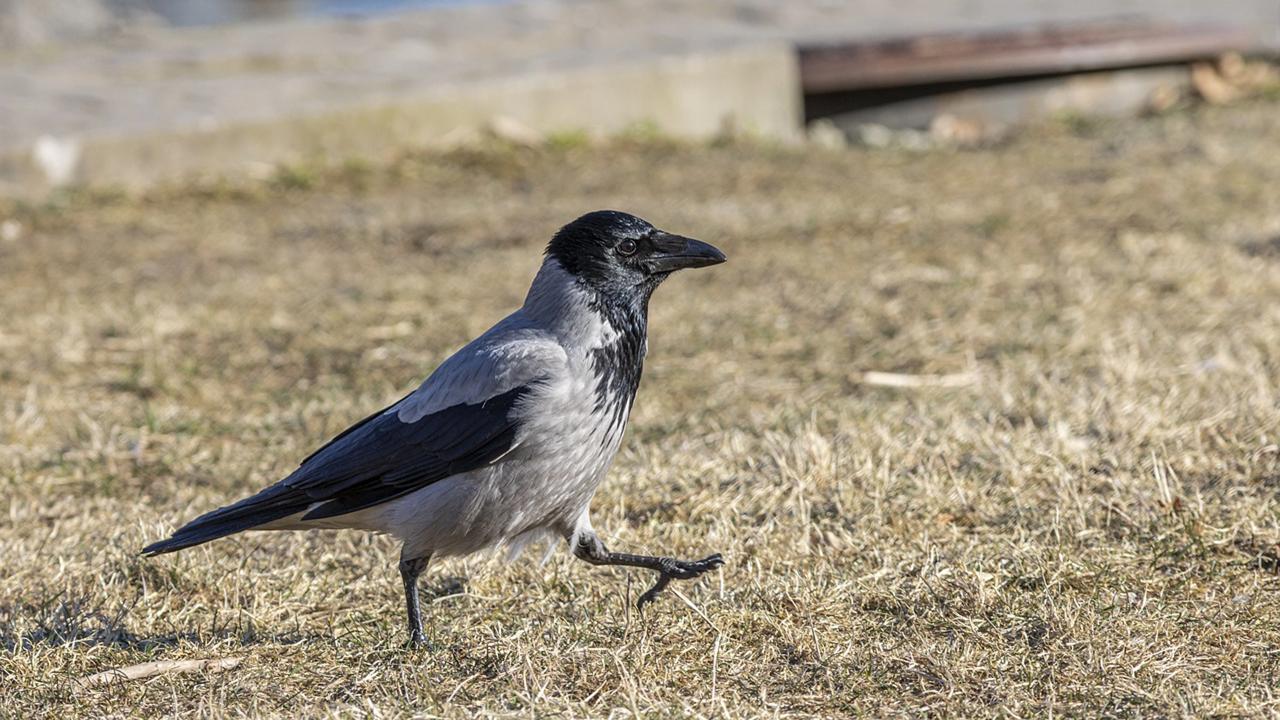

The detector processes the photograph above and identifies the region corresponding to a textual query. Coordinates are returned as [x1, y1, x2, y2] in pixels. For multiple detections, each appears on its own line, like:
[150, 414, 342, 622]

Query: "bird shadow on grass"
[0, 596, 318, 653]
[1, 593, 193, 652]
[420, 575, 469, 602]
[0, 576, 470, 652]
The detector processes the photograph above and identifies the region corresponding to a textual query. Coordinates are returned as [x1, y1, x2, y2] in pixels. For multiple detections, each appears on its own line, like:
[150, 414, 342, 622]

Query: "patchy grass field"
[3, 100, 1280, 718]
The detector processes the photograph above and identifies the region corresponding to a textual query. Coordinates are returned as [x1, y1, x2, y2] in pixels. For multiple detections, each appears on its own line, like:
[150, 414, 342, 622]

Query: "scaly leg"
[573, 532, 723, 609]
[398, 554, 431, 647]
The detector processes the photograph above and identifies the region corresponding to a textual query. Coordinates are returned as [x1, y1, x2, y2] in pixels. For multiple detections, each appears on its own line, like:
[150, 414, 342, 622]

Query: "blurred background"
[2, 0, 1277, 193]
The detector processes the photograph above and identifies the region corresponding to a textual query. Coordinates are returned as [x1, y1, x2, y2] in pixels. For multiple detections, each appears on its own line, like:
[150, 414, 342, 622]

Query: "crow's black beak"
[644, 232, 727, 273]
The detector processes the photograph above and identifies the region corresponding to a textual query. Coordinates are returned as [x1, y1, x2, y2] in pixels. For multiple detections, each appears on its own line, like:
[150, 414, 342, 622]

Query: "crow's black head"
[546, 211, 725, 300]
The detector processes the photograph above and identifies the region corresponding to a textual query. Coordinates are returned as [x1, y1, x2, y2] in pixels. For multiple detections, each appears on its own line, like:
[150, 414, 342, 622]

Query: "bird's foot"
[405, 629, 434, 650]
[636, 553, 724, 609]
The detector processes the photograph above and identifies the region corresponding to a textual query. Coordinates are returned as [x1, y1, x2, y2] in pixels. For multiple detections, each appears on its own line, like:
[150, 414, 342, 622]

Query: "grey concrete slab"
[1, 42, 801, 194]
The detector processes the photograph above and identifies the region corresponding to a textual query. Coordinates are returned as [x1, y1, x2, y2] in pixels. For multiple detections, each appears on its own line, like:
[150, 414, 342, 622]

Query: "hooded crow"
[143, 210, 727, 646]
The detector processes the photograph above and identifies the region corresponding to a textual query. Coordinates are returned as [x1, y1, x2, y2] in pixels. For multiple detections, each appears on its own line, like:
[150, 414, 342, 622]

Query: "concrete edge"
[0, 42, 802, 198]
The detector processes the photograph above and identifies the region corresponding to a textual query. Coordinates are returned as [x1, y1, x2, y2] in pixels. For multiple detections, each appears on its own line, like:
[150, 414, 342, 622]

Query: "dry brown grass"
[3, 100, 1280, 718]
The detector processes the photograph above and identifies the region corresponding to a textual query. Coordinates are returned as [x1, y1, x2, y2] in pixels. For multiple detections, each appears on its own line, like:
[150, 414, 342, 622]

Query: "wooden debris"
[929, 113, 1001, 147]
[856, 371, 978, 388]
[486, 115, 543, 146]
[1192, 53, 1279, 104]
[78, 657, 243, 687]
[1146, 82, 1183, 113]
[1192, 61, 1243, 104]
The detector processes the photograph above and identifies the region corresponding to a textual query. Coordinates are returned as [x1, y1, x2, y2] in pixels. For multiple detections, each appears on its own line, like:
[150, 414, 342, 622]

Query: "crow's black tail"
[141, 484, 311, 556]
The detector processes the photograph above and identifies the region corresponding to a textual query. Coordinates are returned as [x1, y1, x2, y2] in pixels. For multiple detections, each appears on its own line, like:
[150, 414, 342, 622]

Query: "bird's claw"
[636, 553, 724, 610]
[406, 630, 433, 650]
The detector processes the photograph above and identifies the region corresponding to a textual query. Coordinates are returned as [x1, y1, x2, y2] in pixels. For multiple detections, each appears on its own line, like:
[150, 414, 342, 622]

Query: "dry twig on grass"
[77, 657, 243, 687]
[856, 370, 978, 389]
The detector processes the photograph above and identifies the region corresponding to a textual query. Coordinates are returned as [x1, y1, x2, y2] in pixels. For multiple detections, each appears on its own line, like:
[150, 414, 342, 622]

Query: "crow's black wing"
[289, 384, 534, 520]
[141, 384, 534, 555]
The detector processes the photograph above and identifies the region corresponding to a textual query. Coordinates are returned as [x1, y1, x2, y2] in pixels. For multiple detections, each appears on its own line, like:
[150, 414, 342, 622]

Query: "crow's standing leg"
[398, 554, 431, 647]
[573, 531, 723, 609]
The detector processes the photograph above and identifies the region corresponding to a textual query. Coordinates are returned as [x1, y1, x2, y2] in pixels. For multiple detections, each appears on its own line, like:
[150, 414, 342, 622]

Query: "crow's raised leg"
[573, 532, 723, 608]
[398, 554, 431, 647]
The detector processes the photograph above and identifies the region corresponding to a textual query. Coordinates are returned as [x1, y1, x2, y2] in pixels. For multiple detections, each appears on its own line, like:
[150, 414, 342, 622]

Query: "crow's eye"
[617, 239, 637, 256]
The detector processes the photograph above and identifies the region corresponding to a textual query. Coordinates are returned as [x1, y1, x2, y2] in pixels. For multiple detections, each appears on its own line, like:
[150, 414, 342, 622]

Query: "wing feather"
[293, 384, 534, 520]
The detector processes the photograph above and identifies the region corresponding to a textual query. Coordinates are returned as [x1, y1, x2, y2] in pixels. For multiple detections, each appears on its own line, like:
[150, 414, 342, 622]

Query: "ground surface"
[2, 101, 1280, 718]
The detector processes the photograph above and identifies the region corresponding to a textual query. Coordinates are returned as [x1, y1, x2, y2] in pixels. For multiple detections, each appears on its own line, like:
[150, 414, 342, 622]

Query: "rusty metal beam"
[799, 20, 1255, 93]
